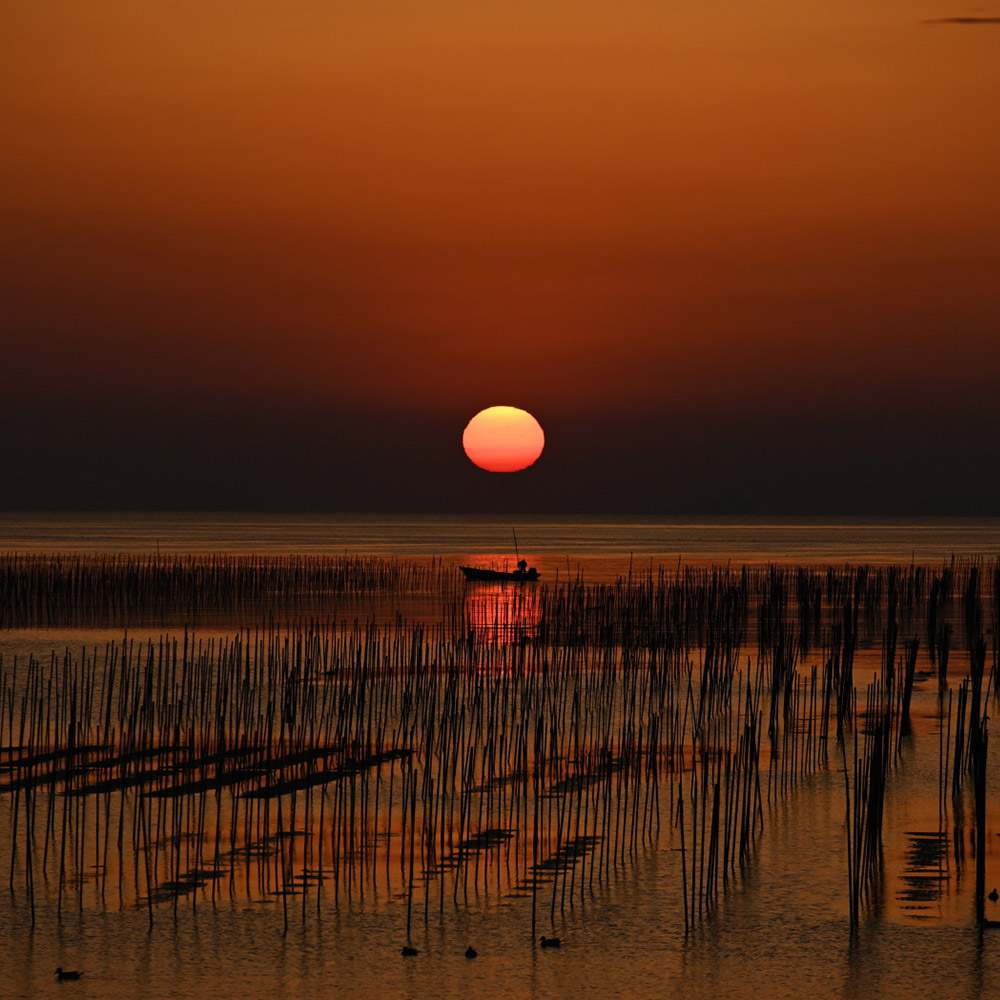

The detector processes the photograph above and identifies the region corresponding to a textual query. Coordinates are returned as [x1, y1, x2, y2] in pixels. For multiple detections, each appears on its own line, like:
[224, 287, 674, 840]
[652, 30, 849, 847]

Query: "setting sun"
[462, 406, 545, 472]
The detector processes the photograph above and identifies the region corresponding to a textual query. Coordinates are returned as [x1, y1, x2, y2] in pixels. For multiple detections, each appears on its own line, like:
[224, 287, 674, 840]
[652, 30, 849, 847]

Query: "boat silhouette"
[459, 530, 539, 582]
[459, 563, 539, 582]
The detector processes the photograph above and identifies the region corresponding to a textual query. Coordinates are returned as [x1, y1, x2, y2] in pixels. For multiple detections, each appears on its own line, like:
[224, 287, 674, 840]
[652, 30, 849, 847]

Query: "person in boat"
[515, 559, 539, 581]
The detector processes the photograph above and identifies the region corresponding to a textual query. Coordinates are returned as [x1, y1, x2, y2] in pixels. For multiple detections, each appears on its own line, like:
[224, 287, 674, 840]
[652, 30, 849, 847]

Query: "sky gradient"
[2, 1, 999, 513]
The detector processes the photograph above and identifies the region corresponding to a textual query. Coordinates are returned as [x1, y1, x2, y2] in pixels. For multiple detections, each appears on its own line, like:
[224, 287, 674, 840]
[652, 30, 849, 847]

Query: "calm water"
[3, 511, 1000, 571]
[2, 514, 1000, 1000]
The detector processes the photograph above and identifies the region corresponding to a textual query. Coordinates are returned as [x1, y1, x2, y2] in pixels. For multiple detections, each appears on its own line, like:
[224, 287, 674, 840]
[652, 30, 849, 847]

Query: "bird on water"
[401, 946, 418, 956]
[539, 936, 561, 948]
[55, 968, 83, 981]
[465, 946, 478, 958]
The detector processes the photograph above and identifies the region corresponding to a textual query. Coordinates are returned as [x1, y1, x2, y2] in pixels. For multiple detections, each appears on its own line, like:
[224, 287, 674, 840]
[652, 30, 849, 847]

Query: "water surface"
[2, 516, 999, 999]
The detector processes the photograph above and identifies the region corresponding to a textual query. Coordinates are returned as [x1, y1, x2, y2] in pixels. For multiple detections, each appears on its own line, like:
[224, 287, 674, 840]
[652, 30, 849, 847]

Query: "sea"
[3, 511, 1000, 570]
[1, 513, 999, 1000]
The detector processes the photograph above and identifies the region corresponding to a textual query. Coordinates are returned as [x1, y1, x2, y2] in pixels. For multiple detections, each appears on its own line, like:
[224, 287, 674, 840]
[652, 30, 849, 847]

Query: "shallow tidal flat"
[2, 554, 999, 999]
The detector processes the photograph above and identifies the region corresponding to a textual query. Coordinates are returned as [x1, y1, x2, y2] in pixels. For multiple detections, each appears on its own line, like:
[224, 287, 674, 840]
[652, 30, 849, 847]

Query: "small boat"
[459, 564, 539, 582]
[460, 530, 540, 582]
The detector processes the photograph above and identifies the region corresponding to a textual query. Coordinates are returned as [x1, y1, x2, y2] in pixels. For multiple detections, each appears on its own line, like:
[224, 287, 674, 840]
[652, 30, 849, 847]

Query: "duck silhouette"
[401, 946, 418, 956]
[465, 946, 478, 958]
[539, 936, 561, 948]
[989, 888, 999, 902]
[55, 968, 83, 981]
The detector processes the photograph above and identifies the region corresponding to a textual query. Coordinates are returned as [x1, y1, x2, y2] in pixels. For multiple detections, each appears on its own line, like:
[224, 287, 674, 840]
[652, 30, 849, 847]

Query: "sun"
[462, 406, 545, 473]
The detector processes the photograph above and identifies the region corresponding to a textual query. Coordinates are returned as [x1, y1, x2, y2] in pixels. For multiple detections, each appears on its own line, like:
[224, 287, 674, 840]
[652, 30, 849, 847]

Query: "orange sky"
[2, 1, 999, 511]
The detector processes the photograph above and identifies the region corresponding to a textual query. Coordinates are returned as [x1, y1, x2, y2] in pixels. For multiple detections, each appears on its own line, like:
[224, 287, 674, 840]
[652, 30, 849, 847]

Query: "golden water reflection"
[463, 582, 543, 647]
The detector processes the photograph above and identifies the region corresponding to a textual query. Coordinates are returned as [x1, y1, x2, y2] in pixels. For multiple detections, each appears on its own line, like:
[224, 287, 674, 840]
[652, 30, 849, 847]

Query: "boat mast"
[512, 528, 520, 563]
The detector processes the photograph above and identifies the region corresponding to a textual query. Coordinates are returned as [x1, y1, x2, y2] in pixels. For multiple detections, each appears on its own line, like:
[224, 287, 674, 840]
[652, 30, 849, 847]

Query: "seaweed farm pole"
[405, 765, 417, 945]
[974, 721, 987, 929]
[139, 791, 155, 931]
[970, 639, 988, 927]
[842, 690, 858, 933]
[898, 637, 919, 744]
[677, 793, 689, 934]
[24, 783, 35, 930]
[530, 715, 541, 943]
